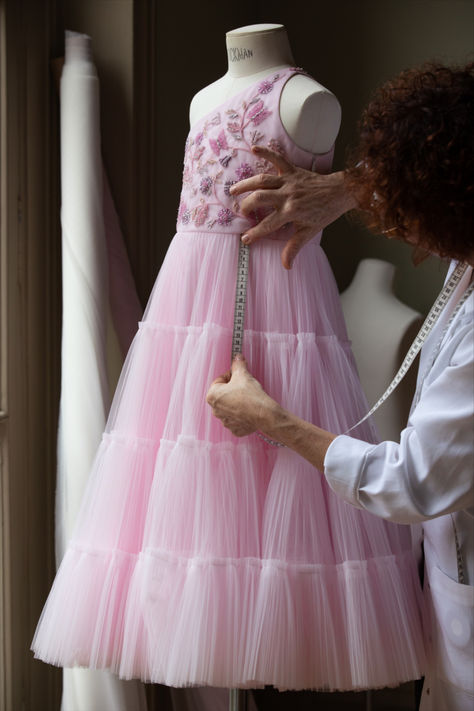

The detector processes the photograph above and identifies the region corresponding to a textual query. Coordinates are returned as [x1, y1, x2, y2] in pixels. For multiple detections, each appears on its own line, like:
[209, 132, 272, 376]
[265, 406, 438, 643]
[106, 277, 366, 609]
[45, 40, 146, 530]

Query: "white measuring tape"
[231, 245, 473, 444]
[345, 260, 473, 434]
[231, 240, 285, 446]
[231, 242, 250, 359]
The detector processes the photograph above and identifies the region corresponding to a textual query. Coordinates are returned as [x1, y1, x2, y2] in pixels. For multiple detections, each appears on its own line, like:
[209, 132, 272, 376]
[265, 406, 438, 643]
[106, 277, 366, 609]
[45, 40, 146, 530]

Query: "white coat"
[324, 264, 474, 710]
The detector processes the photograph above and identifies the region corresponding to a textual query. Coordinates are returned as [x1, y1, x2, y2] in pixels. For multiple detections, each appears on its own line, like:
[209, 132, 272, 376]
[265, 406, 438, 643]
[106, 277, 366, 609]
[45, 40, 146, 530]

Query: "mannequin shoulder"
[340, 258, 423, 335]
[280, 74, 341, 154]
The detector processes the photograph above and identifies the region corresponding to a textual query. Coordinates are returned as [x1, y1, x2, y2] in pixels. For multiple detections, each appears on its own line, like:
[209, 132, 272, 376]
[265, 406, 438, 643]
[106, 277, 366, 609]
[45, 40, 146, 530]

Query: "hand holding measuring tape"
[206, 354, 275, 439]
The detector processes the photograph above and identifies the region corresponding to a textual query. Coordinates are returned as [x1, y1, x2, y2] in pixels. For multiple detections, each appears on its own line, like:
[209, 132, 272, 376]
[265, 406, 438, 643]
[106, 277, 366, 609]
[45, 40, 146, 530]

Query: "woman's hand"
[206, 355, 277, 437]
[207, 355, 337, 470]
[230, 146, 356, 269]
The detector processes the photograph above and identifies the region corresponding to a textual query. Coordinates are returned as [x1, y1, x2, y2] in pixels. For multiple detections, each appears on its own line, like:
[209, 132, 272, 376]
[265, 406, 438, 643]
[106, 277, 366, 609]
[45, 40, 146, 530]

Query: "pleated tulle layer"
[32, 541, 425, 691]
[108, 320, 374, 444]
[63, 432, 414, 564]
[33, 430, 426, 689]
[33, 231, 426, 688]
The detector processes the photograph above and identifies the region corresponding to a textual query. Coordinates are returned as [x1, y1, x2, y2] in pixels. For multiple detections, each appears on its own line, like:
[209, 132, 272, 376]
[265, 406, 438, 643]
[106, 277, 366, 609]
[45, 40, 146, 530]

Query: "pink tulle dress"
[32, 68, 426, 691]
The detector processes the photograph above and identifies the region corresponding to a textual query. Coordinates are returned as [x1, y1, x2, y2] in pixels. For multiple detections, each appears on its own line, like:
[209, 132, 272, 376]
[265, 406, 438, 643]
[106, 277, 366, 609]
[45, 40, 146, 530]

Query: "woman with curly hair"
[208, 62, 474, 710]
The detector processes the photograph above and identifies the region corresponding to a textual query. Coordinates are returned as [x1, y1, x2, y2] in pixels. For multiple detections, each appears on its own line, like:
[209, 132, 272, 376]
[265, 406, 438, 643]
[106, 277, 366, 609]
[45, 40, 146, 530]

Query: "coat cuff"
[323, 434, 375, 509]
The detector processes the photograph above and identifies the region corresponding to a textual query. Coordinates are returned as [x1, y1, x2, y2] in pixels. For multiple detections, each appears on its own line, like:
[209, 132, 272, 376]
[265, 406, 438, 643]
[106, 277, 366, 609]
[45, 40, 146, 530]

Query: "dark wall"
[147, 4, 265, 295]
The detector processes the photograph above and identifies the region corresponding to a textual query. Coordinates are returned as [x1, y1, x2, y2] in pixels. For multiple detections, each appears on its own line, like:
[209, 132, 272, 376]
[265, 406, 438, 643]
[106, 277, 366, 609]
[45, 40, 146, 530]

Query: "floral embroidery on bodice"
[177, 68, 331, 236]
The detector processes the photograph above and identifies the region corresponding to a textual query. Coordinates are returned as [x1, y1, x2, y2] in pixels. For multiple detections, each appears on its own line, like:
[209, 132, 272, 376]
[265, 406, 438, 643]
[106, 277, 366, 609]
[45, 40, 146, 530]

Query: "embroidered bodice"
[177, 68, 334, 238]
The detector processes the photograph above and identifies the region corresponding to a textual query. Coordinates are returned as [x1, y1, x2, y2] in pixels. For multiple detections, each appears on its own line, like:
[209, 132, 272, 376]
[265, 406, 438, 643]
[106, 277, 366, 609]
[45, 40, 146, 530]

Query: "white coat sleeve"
[324, 327, 474, 524]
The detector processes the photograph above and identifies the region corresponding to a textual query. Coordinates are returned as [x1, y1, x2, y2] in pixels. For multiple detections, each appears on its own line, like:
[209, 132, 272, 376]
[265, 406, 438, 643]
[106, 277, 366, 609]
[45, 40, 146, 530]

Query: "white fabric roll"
[57, 30, 147, 711]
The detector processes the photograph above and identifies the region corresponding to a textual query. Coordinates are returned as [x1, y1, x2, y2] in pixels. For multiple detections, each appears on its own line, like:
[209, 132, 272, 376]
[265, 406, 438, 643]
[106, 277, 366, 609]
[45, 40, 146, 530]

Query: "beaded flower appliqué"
[177, 72, 291, 231]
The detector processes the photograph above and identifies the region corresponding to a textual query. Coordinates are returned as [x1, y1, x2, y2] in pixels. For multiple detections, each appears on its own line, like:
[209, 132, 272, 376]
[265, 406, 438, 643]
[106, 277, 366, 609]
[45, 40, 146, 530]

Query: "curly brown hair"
[346, 62, 474, 262]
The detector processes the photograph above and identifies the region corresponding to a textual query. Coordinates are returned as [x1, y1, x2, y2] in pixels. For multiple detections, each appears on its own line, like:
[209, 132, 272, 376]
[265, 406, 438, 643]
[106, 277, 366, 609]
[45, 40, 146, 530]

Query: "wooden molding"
[0, 0, 62, 708]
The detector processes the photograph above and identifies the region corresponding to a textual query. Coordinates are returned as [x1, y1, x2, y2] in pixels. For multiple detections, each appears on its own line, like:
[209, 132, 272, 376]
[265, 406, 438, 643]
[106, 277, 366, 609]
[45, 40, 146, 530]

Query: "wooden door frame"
[0, 0, 62, 707]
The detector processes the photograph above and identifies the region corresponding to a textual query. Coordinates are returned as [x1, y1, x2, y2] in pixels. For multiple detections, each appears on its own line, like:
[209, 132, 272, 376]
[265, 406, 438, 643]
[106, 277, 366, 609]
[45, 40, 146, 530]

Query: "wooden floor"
[145, 680, 422, 710]
[252, 682, 418, 710]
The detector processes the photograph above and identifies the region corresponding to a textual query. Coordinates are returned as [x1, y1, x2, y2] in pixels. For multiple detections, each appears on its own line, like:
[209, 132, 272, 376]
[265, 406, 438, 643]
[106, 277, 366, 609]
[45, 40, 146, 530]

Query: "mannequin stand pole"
[229, 688, 248, 711]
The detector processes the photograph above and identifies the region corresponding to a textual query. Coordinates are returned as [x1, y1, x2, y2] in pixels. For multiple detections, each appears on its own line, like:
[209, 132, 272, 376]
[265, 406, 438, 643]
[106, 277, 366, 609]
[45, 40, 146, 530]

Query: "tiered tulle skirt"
[32, 231, 426, 690]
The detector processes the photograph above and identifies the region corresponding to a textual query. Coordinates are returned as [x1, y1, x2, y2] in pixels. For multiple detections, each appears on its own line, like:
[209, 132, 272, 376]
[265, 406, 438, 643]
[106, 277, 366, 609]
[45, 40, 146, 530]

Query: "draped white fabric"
[57, 30, 147, 711]
[103, 169, 143, 360]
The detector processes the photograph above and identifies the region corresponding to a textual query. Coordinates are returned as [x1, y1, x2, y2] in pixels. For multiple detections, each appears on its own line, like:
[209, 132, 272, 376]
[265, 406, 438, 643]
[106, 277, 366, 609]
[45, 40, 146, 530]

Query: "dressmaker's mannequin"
[341, 259, 423, 442]
[190, 23, 341, 154]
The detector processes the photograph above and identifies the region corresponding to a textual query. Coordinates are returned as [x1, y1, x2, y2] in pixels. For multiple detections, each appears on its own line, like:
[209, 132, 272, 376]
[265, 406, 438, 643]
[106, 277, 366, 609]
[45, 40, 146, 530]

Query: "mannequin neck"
[349, 258, 396, 294]
[225, 24, 295, 78]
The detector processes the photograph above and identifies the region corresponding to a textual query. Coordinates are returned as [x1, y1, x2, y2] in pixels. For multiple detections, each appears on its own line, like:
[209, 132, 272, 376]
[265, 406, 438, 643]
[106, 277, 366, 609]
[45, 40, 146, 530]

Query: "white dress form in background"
[341, 258, 423, 442]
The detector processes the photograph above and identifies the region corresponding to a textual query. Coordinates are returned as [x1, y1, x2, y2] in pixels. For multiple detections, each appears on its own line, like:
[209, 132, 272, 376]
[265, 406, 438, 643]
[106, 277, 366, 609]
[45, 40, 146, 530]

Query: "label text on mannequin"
[227, 47, 254, 62]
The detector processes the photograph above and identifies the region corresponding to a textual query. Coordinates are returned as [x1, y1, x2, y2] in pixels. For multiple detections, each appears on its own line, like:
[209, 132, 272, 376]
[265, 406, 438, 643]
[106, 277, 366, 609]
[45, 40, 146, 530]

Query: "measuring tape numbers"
[231, 240, 285, 447]
[231, 241, 250, 359]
